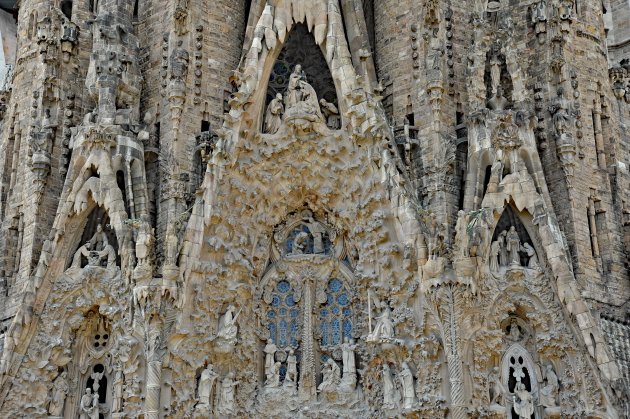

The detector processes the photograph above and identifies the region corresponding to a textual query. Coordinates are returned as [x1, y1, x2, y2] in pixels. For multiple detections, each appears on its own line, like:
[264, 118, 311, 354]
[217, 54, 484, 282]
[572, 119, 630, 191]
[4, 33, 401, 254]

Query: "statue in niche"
[71, 224, 116, 269]
[48, 370, 68, 416]
[382, 364, 396, 409]
[488, 367, 506, 407]
[513, 382, 535, 418]
[320, 99, 340, 129]
[367, 304, 395, 342]
[318, 358, 341, 392]
[497, 231, 509, 266]
[490, 240, 501, 271]
[490, 53, 502, 97]
[216, 305, 240, 344]
[340, 337, 357, 389]
[266, 361, 281, 388]
[540, 364, 559, 408]
[425, 28, 443, 73]
[291, 231, 309, 255]
[170, 40, 189, 82]
[264, 93, 284, 134]
[129, 215, 154, 266]
[521, 243, 539, 269]
[488, 86, 508, 111]
[79, 388, 94, 419]
[284, 349, 298, 389]
[217, 372, 239, 415]
[506, 227, 521, 266]
[558, 0, 574, 20]
[455, 211, 469, 257]
[399, 362, 417, 409]
[264, 339, 277, 381]
[303, 211, 325, 254]
[112, 366, 124, 413]
[164, 222, 179, 266]
[487, 157, 504, 193]
[198, 364, 218, 408]
[507, 318, 523, 341]
[549, 88, 572, 142]
[285, 64, 321, 117]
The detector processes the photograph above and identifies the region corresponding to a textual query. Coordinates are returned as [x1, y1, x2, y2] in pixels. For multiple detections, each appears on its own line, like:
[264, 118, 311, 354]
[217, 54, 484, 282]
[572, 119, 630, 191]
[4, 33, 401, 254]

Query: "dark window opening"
[482, 165, 492, 197]
[116, 170, 130, 216]
[201, 120, 210, 132]
[405, 113, 415, 126]
[133, 0, 139, 19]
[60, 0, 73, 19]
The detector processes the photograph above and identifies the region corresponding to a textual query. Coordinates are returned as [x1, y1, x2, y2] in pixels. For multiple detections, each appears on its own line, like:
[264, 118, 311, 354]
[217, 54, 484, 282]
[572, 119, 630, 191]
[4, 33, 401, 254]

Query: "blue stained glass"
[279, 366, 287, 380]
[329, 279, 343, 293]
[279, 308, 287, 317]
[327, 294, 334, 305]
[337, 293, 349, 306]
[267, 310, 276, 318]
[320, 309, 328, 317]
[279, 320, 288, 347]
[343, 319, 352, 337]
[321, 322, 329, 346]
[290, 309, 299, 318]
[332, 307, 340, 315]
[290, 321, 298, 346]
[332, 319, 341, 345]
[277, 281, 290, 293]
[343, 308, 352, 316]
[268, 323, 276, 342]
[271, 295, 280, 307]
[285, 294, 295, 306]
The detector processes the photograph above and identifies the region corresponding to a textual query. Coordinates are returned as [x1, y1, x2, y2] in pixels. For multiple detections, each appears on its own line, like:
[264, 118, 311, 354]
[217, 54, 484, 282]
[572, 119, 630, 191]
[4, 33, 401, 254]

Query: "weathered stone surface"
[0, 0, 629, 418]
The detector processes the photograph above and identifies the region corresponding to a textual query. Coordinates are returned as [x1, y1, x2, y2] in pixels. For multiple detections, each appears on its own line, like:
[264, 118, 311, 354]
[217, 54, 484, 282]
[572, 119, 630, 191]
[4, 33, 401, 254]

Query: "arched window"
[501, 343, 538, 419]
[319, 278, 352, 347]
[266, 280, 299, 348]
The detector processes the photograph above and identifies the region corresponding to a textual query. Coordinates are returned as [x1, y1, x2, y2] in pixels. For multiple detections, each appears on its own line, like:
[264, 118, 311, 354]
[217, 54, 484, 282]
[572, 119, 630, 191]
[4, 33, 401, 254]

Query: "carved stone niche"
[69, 207, 119, 271]
[271, 209, 340, 261]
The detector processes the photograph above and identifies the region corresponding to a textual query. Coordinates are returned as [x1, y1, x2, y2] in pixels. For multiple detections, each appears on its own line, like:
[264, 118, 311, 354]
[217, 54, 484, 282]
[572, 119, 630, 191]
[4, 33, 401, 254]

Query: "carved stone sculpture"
[217, 372, 239, 415]
[382, 364, 396, 409]
[319, 98, 340, 129]
[367, 304, 394, 342]
[521, 242, 539, 269]
[488, 367, 505, 407]
[264, 339, 277, 381]
[318, 358, 341, 392]
[284, 64, 322, 118]
[265, 93, 284, 134]
[216, 305, 239, 344]
[513, 382, 534, 418]
[488, 86, 508, 111]
[399, 362, 417, 409]
[71, 224, 117, 269]
[285, 349, 298, 389]
[198, 364, 218, 407]
[340, 337, 357, 389]
[112, 367, 124, 413]
[540, 364, 559, 408]
[48, 371, 68, 417]
[266, 361, 281, 388]
[490, 240, 501, 271]
[79, 388, 93, 419]
[506, 226, 521, 266]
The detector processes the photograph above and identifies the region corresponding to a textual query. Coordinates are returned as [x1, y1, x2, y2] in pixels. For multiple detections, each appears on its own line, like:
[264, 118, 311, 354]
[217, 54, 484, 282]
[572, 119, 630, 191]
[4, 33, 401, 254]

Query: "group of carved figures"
[264, 64, 340, 133]
[71, 224, 116, 269]
[489, 226, 539, 271]
[195, 365, 240, 415]
[489, 363, 559, 417]
[382, 362, 418, 410]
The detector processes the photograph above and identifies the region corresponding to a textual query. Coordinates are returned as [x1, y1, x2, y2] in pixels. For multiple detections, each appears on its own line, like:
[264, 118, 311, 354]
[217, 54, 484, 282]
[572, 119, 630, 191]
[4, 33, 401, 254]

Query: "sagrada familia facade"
[0, 0, 629, 417]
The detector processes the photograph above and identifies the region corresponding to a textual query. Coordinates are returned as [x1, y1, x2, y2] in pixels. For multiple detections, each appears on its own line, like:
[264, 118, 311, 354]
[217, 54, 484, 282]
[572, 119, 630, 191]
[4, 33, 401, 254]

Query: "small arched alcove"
[266, 24, 337, 106]
[490, 205, 538, 268]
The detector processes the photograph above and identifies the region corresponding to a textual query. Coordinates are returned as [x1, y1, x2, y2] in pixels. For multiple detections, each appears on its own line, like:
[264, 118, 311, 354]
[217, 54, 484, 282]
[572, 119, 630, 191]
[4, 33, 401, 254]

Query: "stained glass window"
[267, 280, 299, 348]
[319, 278, 352, 347]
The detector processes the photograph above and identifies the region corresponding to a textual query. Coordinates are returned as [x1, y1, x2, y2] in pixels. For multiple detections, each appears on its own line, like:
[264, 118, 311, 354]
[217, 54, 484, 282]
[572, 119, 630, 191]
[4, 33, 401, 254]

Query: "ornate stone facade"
[0, 0, 629, 418]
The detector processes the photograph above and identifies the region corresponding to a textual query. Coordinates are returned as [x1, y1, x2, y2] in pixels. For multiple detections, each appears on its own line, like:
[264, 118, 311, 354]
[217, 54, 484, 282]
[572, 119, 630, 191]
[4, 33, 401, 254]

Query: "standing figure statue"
[112, 367, 124, 413]
[506, 226, 521, 266]
[513, 382, 534, 418]
[488, 367, 506, 406]
[48, 371, 68, 417]
[79, 388, 93, 419]
[217, 372, 239, 415]
[341, 337, 357, 389]
[521, 242, 539, 269]
[284, 349, 298, 389]
[382, 364, 396, 409]
[264, 339, 277, 380]
[264, 93, 284, 134]
[498, 231, 509, 266]
[399, 362, 417, 409]
[490, 240, 501, 271]
[198, 364, 218, 408]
